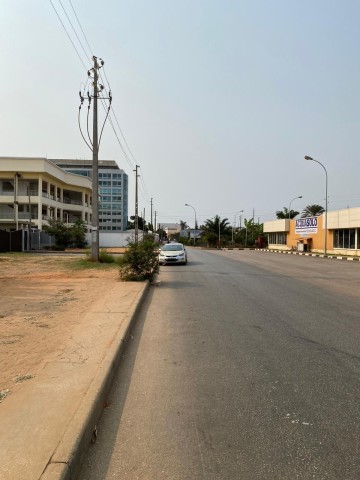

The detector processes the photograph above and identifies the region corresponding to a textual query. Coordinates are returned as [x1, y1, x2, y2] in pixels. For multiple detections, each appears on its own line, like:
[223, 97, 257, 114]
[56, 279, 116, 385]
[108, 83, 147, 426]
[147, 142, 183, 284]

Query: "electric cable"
[86, 92, 92, 146]
[139, 168, 151, 202]
[49, 0, 89, 71]
[99, 96, 112, 149]
[100, 69, 139, 167]
[58, 0, 91, 62]
[68, 0, 93, 57]
[51, 0, 152, 200]
[78, 100, 92, 151]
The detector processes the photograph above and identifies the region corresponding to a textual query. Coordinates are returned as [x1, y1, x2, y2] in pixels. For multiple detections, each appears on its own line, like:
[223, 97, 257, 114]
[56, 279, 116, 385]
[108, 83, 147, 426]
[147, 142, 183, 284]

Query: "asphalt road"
[78, 249, 360, 480]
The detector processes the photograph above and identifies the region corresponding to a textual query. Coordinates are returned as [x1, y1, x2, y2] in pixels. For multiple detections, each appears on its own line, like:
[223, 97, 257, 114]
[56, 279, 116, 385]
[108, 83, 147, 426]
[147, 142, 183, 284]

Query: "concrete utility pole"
[150, 197, 153, 231]
[91, 56, 100, 262]
[78, 56, 110, 260]
[134, 165, 139, 244]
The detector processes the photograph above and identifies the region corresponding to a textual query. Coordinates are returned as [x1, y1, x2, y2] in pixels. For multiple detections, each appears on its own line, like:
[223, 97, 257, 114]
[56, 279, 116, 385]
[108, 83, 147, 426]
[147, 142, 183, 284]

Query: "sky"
[2, 0, 360, 228]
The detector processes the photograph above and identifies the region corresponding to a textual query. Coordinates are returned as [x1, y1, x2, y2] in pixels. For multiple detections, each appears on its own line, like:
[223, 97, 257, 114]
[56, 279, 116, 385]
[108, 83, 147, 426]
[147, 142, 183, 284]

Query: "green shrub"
[119, 237, 159, 281]
[99, 250, 116, 263]
[43, 218, 87, 249]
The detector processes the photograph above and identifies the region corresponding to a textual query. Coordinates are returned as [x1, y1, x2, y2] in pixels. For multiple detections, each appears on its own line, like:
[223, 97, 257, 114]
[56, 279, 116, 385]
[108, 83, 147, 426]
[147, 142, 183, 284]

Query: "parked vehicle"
[158, 243, 187, 265]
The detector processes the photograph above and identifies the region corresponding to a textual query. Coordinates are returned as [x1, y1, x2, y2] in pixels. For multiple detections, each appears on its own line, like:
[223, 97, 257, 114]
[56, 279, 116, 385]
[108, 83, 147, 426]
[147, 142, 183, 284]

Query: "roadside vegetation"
[118, 236, 159, 281]
[43, 218, 87, 249]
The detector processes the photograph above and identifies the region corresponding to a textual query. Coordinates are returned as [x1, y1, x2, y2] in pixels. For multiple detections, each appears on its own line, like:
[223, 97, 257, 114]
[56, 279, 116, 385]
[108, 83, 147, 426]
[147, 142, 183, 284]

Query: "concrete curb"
[40, 282, 150, 480]
[254, 248, 360, 261]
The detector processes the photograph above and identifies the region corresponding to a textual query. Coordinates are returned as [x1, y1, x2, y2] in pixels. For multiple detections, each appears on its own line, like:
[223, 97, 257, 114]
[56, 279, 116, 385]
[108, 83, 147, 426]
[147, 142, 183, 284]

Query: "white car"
[158, 243, 188, 265]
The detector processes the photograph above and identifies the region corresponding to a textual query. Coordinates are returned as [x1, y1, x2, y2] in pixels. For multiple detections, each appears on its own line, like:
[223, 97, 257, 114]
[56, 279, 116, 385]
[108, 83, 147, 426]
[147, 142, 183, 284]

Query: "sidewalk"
[0, 280, 149, 480]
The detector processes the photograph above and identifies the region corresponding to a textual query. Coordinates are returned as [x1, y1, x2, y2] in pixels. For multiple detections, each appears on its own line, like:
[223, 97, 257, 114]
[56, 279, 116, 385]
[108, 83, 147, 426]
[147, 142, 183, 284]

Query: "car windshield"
[161, 244, 184, 251]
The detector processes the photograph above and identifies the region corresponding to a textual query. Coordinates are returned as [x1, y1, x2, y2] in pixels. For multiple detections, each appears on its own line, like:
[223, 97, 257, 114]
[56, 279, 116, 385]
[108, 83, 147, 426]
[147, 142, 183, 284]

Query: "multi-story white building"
[52, 159, 128, 232]
[0, 157, 92, 231]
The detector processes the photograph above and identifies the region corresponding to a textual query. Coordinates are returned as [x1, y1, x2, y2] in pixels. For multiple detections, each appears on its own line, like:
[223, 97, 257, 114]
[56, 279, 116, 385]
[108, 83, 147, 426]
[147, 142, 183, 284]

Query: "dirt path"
[0, 254, 121, 400]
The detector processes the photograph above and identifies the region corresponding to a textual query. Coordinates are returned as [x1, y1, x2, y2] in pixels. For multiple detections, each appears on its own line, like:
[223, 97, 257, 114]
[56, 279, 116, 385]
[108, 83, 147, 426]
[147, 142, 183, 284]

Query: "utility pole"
[90, 56, 100, 261]
[14, 173, 20, 230]
[134, 165, 139, 244]
[150, 197, 153, 231]
[154, 211, 157, 232]
[79, 56, 110, 261]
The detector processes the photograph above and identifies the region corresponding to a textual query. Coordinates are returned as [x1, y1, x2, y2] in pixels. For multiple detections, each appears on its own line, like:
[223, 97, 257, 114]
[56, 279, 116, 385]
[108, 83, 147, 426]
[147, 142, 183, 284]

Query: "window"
[333, 229, 356, 249]
[268, 232, 286, 245]
[71, 170, 90, 177]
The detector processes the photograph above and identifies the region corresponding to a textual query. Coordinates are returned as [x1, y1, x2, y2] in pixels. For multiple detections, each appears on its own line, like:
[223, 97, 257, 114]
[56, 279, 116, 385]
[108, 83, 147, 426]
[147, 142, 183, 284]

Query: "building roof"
[159, 223, 180, 228]
[51, 158, 126, 173]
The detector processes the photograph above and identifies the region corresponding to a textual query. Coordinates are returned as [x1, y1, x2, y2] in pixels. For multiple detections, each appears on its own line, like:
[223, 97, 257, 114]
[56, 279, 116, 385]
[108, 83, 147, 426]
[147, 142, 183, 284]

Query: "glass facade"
[53, 160, 128, 231]
[333, 229, 358, 249]
[268, 232, 287, 245]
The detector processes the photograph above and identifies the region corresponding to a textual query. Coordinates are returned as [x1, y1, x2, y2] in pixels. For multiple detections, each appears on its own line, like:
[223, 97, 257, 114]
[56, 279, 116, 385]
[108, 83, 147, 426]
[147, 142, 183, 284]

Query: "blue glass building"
[52, 159, 128, 231]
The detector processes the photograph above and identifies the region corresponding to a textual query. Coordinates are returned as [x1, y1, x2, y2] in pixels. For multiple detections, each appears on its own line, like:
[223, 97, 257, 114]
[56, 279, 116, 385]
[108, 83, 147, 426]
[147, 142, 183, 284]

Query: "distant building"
[52, 159, 128, 231]
[0, 156, 92, 231]
[158, 223, 181, 238]
[263, 207, 360, 256]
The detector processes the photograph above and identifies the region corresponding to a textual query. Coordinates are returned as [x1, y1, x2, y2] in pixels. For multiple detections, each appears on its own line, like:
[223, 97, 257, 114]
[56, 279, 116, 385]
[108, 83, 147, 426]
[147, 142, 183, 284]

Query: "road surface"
[78, 249, 360, 480]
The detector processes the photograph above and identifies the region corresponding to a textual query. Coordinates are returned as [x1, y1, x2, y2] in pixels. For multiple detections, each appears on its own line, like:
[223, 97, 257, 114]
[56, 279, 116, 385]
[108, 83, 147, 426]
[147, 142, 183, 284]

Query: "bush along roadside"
[118, 237, 159, 281]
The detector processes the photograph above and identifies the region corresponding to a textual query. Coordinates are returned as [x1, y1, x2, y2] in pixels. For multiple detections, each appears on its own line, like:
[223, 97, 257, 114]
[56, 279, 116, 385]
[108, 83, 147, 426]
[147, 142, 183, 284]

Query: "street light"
[304, 155, 328, 255]
[288, 196, 302, 220]
[219, 217, 221, 248]
[185, 203, 197, 245]
[232, 210, 244, 244]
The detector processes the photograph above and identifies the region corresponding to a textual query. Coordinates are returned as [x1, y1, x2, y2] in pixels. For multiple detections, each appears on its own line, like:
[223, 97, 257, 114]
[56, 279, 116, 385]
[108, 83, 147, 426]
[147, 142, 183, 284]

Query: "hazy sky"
[2, 1, 360, 227]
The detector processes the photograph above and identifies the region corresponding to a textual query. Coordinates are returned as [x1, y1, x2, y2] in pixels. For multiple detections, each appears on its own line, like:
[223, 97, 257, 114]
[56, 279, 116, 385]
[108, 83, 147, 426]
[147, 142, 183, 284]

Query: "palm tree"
[179, 220, 189, 230]
[203, 215, 231, 247]
[275, 207, 299, 219]
[301, 204, 325, 217]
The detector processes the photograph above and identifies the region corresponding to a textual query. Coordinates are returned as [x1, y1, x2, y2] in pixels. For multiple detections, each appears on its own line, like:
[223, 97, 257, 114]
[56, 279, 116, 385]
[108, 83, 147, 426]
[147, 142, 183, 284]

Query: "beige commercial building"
[0, 157, 92, 231]
[264, 207, 360, 257]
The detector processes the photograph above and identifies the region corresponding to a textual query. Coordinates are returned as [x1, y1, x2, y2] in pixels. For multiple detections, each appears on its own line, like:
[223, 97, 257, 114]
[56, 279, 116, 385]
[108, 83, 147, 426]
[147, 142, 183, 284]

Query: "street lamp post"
[304, 155, 328, 255]
[185, 203, 197, 245]
[218, 217, 221, 249]
[232, 210, 244, 244]
[288, 196, 302, 220]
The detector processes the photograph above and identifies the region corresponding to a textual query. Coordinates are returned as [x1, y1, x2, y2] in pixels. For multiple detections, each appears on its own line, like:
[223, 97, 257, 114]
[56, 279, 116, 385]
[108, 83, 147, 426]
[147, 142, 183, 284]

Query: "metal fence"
[0, 229, 55, 252]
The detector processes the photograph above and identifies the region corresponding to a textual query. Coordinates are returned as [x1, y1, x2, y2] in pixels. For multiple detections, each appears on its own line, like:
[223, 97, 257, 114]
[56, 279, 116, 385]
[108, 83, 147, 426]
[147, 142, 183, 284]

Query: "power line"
[49, 0, 89, 71]
[58, 0, 90, 62]
[68, 0, 94, 56]
[139, 167, 151, 202]
[50, 0, 153, 200]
